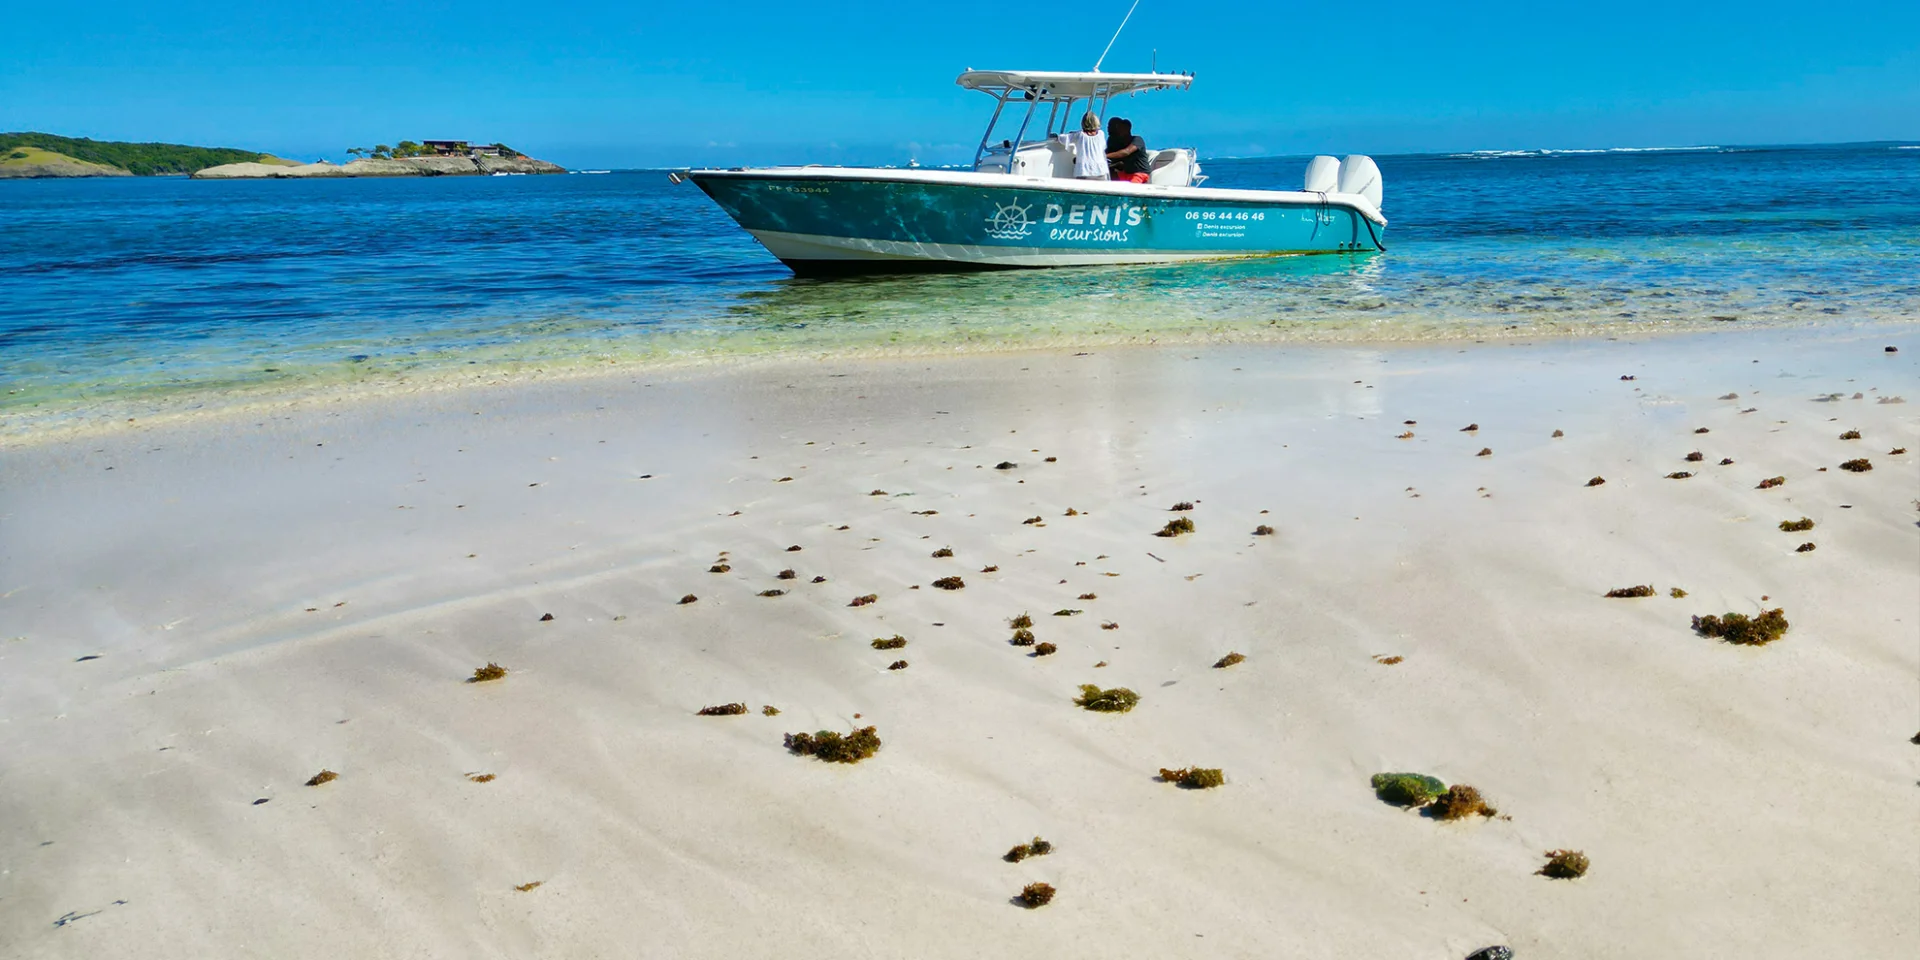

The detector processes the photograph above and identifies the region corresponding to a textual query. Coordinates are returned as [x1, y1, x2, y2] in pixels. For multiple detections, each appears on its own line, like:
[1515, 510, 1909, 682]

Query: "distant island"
[195, 140, 564, 179]
[0, 132, 295, 178]
[0, 133, 564, 179]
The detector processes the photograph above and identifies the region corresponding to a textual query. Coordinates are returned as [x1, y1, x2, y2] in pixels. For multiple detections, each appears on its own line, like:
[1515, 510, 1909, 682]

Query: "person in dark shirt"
[1105, 117, 1151, 183]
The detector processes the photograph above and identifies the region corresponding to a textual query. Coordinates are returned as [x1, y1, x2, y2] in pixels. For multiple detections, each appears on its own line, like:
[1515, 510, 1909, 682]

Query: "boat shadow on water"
[718, 252, 1388, 330]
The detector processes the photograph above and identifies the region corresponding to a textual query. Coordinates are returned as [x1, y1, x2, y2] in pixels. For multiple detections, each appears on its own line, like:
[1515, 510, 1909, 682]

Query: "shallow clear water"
[2, 143, 1916, 420]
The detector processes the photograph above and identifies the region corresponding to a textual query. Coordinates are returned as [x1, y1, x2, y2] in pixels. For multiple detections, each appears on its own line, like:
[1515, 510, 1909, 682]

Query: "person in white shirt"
[1063, 112, 1108, 180]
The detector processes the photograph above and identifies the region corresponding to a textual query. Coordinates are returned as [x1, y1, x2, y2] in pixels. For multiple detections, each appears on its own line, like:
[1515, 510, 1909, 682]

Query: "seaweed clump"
[1155, 517, 1195, 537]
[1160, 767, 1225, 789]
[470, 663, 508, 683]
[931, 547, 953, 558]
[1795, 542, 1817, 553]
[1017, 882, 1056, 908]
[1539, 849, 1590, 879]
[1666, 471, 1693, 479]
[1213, 652, 1247, 668]
[849, 594, 878, 607]
[1074, 684, 1139, 712]
[709, 563, 731, 573]
[678, 594, 699, 605]
[697, 702, 748, 716]
[777, 569, 797, 580]
[1757, 476, 1786, 489]
[1839, 458, 1872, 472]
[1779, 517, 1815, 532]
[761, 705, 781, 716]
[514, 881, 544, 892]
[759, 588, 787, 597]
[1371, 772, 1445, 807]
[1839, 429, 1861, 440]
[1010, 629, 1036, 647]
[305, 769, 338, 787]
[1010, 613, 1033, 629]
[1604, 585, 1655, 598]
[1033, 642, 1058, 657]
[932, 576, 965, 590]
[1429, 784, 1497, 820]
[1670, 587, 1688, 598]
[1005, 837, 1054, 862]
[887, 660, 909, 670]
[1685, 451, 1704, 462]
[1170, 501, 1195, 511]
[784, 726, 882, 763]
[467, 773, 496, 783]
[1253, 524, 1275, 536]
[871, 635, 907, 650]
[1692, 608, 1790, 645]
[1585, 477, 1606, 487]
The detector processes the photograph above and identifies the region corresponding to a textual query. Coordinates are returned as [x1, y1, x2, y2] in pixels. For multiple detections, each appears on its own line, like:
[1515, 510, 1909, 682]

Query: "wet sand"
[2, 326, 1915, 959]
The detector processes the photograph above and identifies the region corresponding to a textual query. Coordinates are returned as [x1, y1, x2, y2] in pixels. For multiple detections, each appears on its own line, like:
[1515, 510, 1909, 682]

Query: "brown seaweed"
[1159, 767, 1225, 789]
[1605, 585, 1655, 598]
[1017, 882, 1056, 908]
[784, 726, 882, 763]
[1539, 850, 1590, 879]
[1692, 608, 1789, 645]
[1155, 517, 1195, 537]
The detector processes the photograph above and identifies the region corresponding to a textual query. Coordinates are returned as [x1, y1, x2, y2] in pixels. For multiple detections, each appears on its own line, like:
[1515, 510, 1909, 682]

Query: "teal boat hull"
[689, 169, 1385, 276]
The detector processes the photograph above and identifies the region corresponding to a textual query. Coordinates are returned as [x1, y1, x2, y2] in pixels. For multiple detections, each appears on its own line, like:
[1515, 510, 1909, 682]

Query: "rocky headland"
[192, 155, 565, 179]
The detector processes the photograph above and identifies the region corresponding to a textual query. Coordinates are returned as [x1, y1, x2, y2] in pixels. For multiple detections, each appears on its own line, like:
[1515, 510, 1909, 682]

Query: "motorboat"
[677, 69, 1386, 275]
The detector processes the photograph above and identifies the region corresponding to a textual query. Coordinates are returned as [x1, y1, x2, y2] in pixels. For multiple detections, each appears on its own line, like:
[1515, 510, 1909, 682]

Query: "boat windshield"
[959, 70, 1192, 167]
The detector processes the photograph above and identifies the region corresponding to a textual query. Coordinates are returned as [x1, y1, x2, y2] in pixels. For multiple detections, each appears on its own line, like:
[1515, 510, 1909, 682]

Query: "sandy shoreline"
[2, 326, 1915, 958]
[7, 318, 1917, 449]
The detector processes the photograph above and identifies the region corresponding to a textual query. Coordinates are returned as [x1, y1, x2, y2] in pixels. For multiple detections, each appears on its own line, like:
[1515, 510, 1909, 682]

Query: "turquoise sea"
[2, 143, 1916, 423]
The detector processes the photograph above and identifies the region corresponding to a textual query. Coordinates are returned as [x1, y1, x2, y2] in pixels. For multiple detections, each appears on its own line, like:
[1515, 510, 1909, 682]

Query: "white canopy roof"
[956, 70, 1192, 99]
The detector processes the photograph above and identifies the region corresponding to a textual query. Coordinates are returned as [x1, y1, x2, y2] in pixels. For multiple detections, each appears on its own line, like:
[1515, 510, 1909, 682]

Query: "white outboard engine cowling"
[1303, 155, 1340, 193]
[1337, 155, 1384, 208]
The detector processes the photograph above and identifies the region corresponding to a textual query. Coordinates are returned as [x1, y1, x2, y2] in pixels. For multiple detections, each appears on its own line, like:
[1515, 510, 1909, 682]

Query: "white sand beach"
[2, 325, 1915, 959]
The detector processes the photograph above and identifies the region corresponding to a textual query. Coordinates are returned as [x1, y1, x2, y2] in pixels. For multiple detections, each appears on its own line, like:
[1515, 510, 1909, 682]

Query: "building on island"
[423, 140, 507, 158]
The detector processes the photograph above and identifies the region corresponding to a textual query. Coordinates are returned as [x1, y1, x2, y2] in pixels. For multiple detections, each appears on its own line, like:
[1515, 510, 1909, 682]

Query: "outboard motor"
[1337, 155, 1384, 208]
[1303, 155, 1340, 193]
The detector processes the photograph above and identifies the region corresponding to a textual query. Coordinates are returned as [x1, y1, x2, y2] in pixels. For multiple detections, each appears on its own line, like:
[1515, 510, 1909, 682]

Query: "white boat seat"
[1146, 148, 1197, 187]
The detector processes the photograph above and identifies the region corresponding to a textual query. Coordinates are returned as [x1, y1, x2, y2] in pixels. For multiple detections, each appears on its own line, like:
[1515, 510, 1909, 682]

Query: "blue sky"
[3, 1, 1915, 167]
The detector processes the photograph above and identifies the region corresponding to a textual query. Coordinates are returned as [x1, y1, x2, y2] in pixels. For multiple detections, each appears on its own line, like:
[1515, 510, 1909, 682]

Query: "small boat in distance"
[677, 69, 1386, 276]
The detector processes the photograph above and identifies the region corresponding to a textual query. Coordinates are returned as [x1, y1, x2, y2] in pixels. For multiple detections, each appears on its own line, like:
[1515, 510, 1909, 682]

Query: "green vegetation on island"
[1, 132, 281, 176]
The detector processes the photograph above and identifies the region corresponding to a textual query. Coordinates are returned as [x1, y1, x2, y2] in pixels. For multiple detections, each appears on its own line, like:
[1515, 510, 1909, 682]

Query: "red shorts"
[1111, 171, 1149, 184]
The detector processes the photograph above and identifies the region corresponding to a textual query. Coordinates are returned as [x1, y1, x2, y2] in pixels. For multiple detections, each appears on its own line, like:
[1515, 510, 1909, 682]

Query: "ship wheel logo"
[984, 201, 1034, 240]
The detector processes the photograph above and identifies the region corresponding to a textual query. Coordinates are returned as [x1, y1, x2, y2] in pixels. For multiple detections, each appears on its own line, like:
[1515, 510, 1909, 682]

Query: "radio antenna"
[1092, 0, 1142, 72]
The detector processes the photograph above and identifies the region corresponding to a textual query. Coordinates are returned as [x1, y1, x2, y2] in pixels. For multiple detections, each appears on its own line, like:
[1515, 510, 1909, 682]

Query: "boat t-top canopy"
[957, 70, 1193, 100]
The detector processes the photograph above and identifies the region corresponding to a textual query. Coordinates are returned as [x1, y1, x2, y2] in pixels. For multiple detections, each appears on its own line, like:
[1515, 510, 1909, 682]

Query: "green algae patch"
[1372, 772, 1446, 807]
